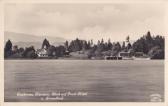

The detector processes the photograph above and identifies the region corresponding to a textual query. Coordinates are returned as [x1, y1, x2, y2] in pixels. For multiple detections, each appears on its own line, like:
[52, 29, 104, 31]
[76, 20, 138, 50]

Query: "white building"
[36, 48, 48, 57]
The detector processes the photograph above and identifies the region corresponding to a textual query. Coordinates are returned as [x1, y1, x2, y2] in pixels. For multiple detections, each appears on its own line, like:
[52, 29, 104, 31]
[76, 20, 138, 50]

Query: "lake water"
[4, 60, 164, 102]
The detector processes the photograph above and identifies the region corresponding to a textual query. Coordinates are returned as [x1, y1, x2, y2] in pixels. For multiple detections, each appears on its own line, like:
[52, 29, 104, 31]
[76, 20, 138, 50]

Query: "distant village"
[4, 31, 165, 60]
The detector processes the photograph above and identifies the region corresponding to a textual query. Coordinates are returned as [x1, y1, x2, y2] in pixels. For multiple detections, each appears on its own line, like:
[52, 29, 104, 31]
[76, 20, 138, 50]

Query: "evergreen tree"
[42, 38, 50, 49]
[104, 42, 108, 51]
[97, 40, 100, 45]
[5, 40, 12, 52]
[107, 38, 112, 50]
[68, 38, 84, 52]
[4, 40, 13, 58]
[127, 43, 132, 50]
[126, 36, 130, 42]
[101, 38, 104, 44]
[146, 31, 152, 41]
[65, 40, 69, 51]
[112, 42, 121, 55]
[111, 42, 120, 56]
[87, 40, 91, 49]
[90, 39, 93, 47]
[122, 41, 125, 50]
[82, 41, 88, 51]
[133, 31, 165, 59]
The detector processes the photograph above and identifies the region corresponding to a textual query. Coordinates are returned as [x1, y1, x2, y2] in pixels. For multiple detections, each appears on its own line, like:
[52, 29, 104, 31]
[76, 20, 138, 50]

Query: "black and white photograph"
[3, 2, 166, 102]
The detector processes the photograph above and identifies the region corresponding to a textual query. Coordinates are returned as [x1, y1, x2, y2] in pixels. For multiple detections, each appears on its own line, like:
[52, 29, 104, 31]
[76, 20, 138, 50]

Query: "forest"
[4, 31, 164, 59]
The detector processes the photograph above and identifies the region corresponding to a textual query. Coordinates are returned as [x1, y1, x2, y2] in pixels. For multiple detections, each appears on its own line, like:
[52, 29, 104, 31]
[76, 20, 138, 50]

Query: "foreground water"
[4, 60, 164, 102]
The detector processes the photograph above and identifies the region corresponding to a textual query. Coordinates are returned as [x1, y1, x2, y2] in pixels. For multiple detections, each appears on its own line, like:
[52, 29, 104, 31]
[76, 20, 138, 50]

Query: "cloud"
[5, 3, 166, 42]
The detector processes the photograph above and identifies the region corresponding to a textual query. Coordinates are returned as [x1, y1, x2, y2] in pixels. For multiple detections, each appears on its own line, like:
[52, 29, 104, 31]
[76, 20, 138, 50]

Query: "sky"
[5, 3, 166, 42]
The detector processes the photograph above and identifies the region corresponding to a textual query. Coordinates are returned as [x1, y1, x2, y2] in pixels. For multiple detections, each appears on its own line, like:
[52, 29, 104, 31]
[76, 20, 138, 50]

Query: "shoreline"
[4, 58, 164, 60]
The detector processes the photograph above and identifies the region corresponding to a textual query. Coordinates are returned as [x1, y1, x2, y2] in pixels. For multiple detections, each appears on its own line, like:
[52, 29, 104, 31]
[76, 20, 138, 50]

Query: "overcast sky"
[5, 3, 166, 42]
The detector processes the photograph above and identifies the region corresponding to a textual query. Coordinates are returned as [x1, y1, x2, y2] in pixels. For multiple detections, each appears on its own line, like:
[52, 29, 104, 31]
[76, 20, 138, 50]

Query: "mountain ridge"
[4, 31, 66, 49]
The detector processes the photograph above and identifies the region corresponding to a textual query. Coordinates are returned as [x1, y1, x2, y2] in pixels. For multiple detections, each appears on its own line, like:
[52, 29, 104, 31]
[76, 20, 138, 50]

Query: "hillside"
[4, 31, 66, 49]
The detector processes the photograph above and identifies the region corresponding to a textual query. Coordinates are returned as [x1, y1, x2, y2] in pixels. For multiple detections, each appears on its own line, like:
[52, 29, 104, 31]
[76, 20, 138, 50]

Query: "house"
[118, 50, 134, 60]
[118, 48, 134, 57]
[118, 51, 132, 57]
[36, 48, 48, 57]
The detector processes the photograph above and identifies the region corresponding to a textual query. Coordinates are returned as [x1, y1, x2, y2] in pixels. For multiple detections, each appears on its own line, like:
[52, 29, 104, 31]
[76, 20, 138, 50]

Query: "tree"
[132, 31, 164, 58]
[87, 45, 97, 58]
[74, 38, 82, 51]
[112, 42, 121, 56]
[90, 39, 93, 47]
[114, 42, 121, 51]
[127, 43, 132, 50]
[47, 45, 56, 57]
[55, 45, 66, 57]
[18, 47, 24, 53]
[148, 46, 164, 59]
[4, 40, 13, 58]
[126, 36, 130, 42]
[22, 46, 37, 58]
[95, 39, 104, 57]
[5, 40, 12, 51]
[121, 41, 126, 51]
[68, 38, 83, 52]
[65, 40, 69, 51]
[104, 42, 108, 51]
[107, 38, 112, 50]
[87, 40, 91, 49]
[12, 45, 19, 53]
[81, 41, 87, 51]
[97, 40, 100, 46]
[132, 39, 144, 52]
[101, 38, 104, 44]
[42, 38, 50, 49]
[153, 35, 164, 49]
[96, 41, 105, 52]
[146, 31, 152, 41]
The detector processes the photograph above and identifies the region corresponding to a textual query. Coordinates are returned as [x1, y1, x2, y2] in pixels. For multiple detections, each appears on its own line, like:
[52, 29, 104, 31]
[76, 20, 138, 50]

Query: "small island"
[4, 31, 164, 60]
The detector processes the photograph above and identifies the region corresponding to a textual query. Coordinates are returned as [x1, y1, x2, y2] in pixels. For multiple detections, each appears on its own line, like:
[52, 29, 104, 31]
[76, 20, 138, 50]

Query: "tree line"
[4, 31, 164, 59]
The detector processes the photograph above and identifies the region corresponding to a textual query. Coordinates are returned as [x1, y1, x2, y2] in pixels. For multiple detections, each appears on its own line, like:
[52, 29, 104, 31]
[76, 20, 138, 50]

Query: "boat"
[133, 57, 150, 60]
[104, 56, 122, 60]
[122, 57, 134, 60]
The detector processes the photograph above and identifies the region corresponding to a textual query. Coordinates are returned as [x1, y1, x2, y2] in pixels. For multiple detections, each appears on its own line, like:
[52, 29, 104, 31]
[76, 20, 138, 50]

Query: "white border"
[0, 0, 167, 106]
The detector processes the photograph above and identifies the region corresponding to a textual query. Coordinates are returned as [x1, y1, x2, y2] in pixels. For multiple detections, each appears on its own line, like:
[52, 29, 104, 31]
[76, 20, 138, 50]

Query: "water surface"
[4, 60, 164, 102]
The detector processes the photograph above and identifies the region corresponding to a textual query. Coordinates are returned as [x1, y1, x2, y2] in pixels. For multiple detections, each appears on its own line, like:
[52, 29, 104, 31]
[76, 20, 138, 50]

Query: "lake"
[4, 60, 164, 102]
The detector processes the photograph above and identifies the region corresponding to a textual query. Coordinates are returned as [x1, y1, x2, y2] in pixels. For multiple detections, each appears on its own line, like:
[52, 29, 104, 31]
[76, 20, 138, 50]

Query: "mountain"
[4, 31, 66, 49]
